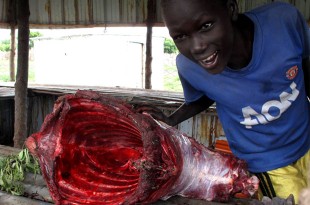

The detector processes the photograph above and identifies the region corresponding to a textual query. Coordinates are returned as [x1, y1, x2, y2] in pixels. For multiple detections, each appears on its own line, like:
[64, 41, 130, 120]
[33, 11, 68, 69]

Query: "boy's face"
[162, 0, 237, 74]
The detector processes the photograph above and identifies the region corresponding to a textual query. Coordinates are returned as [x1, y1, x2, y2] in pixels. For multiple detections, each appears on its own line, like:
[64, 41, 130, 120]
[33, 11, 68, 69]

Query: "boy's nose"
[191, 34, 207, 54]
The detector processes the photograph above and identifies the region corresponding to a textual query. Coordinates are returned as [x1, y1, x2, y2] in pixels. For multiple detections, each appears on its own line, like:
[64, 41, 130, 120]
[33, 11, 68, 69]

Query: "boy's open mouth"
[199, 51, 218, 69]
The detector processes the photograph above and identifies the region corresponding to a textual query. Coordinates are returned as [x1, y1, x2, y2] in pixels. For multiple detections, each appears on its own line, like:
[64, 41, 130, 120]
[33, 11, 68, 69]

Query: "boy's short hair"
[160, 0, 231, 8]
[160, 0, 232, 8]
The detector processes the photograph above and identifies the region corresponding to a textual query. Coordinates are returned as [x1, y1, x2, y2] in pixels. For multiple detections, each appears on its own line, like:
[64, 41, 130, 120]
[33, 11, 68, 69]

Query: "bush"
[164, 38, 178, 54]
[0, 40, 11, 52]
[29, 31, 42, 48]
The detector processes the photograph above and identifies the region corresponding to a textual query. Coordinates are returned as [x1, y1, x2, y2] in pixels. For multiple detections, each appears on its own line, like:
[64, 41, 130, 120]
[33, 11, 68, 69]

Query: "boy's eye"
[201, 22, 213, 31]
[173, 34, 187, 41]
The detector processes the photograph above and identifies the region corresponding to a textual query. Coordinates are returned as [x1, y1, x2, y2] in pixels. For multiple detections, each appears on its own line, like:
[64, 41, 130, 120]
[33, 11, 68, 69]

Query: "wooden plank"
[0, 144, 20, 157]
[0, 191, 52, 205]
[0, 87, 15, 98]
[0, 83, 191, 110]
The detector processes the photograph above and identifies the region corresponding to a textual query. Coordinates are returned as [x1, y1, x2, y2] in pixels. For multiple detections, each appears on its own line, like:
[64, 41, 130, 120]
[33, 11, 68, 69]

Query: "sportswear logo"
[286, 65, 298, 80]
[240, 82, 299, 129]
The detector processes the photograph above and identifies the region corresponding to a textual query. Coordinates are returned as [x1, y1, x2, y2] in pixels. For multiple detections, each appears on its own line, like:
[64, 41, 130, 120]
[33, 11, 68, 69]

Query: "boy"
[137, 0, 310, 202]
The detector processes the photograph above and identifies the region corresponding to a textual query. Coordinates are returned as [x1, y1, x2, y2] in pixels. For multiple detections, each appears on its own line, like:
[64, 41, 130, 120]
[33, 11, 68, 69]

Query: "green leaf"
[0, 148, 41, 195]
[18, 150, 25, 161]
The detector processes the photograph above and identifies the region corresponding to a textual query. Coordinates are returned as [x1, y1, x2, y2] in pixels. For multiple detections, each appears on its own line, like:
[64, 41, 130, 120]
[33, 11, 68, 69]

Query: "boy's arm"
[303, 57, 310, 98]
[167, 95, 214, 126]
[135, 95, 214, 126]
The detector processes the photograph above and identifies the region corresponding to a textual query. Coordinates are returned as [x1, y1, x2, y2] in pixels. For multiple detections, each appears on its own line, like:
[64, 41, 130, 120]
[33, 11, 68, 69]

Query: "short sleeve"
[295, 8, 310, 58]
[176, 54, 204, 104]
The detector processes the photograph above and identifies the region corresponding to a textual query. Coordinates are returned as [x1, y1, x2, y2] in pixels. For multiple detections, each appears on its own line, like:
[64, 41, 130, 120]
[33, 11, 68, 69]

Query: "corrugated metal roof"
[0, 0, 8, 27]
[0, 0, 158, 28]
[0, 0, 309, 28]
[27, 0, 153, 27]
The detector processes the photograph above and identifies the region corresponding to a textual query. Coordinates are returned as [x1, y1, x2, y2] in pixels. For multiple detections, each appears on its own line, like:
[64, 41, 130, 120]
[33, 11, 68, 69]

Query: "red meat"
[26, 90, 258, 205]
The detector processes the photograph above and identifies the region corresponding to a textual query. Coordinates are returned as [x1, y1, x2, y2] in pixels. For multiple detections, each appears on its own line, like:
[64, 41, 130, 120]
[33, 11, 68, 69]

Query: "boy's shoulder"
[247, 2, 300, 24]
[249, 1, 298, 16]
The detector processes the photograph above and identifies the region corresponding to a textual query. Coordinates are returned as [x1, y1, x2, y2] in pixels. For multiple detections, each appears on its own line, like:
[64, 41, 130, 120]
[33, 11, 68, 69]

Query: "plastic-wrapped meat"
[25, 90, 259, 205]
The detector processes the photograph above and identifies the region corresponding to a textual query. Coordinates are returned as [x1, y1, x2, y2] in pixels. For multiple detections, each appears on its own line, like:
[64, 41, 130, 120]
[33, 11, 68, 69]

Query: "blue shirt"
[177, 2, 310, 172]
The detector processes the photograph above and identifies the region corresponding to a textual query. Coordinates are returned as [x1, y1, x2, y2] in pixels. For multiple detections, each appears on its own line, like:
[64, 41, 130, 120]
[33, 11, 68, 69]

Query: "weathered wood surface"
[0, 190, 248, 205]
[0, 144, 20, 157]
[0, 87, 15, 99]
[0, 84, 186, 110]
[0, 191, 52, 205]
[0, 83, 218, 112]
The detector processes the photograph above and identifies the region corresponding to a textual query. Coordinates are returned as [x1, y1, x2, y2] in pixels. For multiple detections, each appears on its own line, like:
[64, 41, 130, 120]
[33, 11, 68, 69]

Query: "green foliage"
[164, 38, 178, 54]
[0, 75, 10, 82]
[0, 31, 43, 51]
[0, 148, 41, 195]
[29, 31, 43, 49]
[0, 40, 11, 52]
[29, 31, 42, 38]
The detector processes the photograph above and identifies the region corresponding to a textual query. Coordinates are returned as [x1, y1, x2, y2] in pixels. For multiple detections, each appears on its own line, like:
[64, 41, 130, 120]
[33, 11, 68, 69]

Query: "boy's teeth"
[207, 53, 215, 60]
[203, 51, 217, 63]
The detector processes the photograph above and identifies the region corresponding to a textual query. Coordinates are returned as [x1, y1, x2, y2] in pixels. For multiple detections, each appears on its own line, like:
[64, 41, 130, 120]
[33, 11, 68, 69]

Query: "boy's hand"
[133, 104, 172, 125]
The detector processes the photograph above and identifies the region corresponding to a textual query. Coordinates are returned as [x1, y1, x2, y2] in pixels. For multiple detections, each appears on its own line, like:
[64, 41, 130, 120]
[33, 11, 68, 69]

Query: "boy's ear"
[227, 0, 239, 21]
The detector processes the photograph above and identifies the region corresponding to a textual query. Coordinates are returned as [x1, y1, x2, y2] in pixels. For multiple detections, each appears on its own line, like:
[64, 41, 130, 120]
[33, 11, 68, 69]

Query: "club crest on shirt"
[286, 65, 298, 80]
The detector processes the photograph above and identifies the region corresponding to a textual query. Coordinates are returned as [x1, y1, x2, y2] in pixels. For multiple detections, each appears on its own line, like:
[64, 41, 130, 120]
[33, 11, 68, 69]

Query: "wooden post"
[14, 0, 30, 148]
[8, 0, 16, 82]
[10, 28, 16, 81]
[144, 0, 156, 89]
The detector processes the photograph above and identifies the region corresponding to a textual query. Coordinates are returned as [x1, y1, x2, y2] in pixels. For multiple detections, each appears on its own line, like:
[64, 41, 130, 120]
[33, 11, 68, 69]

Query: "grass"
[0, 58, 10, 82]
[163, 64, 183, 92]
[0, 54, 35, 82]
